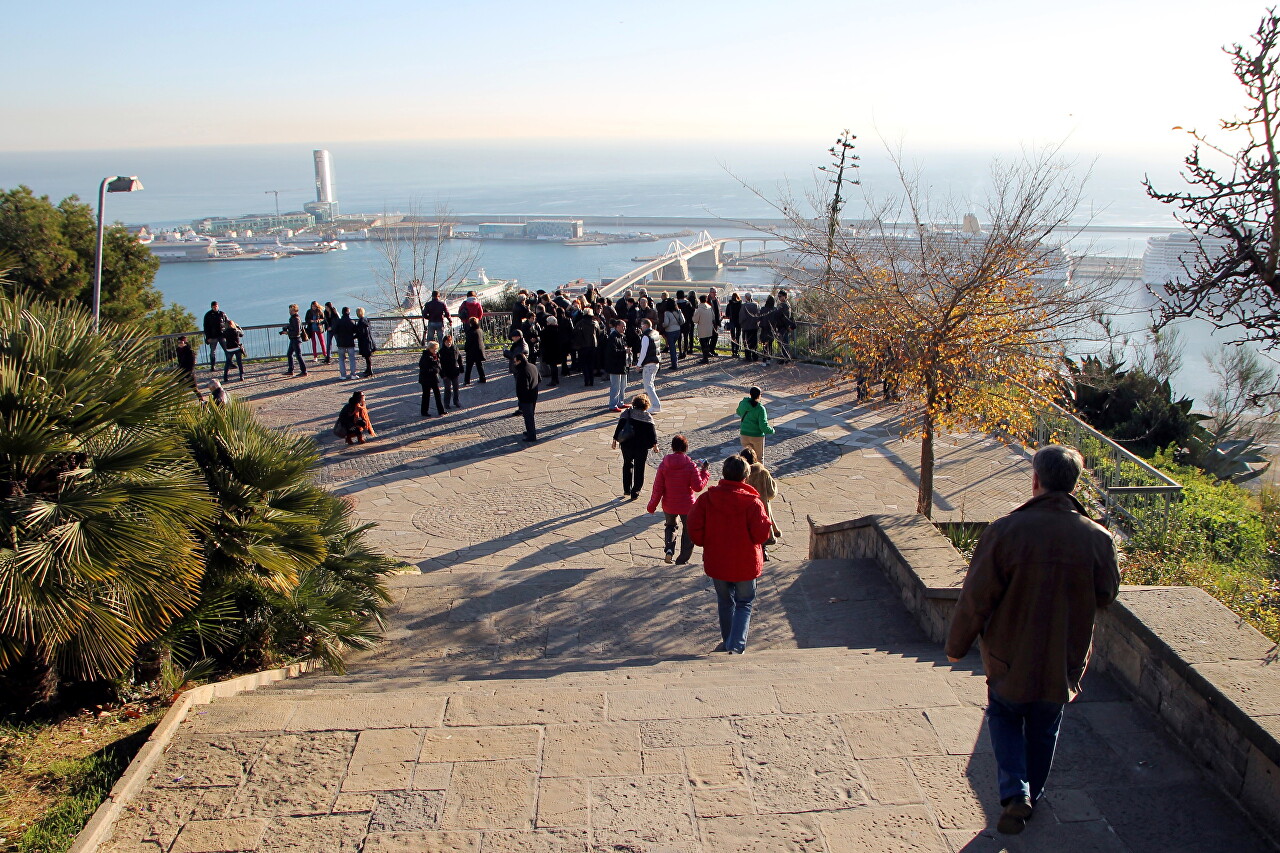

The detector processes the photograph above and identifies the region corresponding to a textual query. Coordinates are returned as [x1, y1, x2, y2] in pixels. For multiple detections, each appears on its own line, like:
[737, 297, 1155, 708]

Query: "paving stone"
[258, 814, 371, 853]
[776, 677, 959, 713]
[734, 715, 865, 814]
[923, 706, 991, 755]
[1043, 788, 1103, 823]
[228, 733, 356, 817]
[439, 759, 538, 830]
[908, 754, 999, 830]
[643, 747, 685, 775]
[417, 725, 539, 762]
[154, 735, 266, 788]
[185, 700, 297, 733]
[640, 718, 740, 748]
[608, 686, 778, 720]
[342, 728, 423, 792]
[542, 722, 642, 777]
[684, 745, 743, 788]
[698, 813, 825, 851]
[411, 762, 453, 791]
[588, 775, 696, 843]
[819, 805, 950, 852]
[858, 757, 925, 806]
[445, 690, 606, 726]
[368, 790, 444, 832]
[171, 818, 267, 853]
[535, 777, 588, 828]
[690, 786, 755, 818]
[361, 831, 481, 852]
[286, 696, 445, 731]
[478, 829, 589, 853]
[838, 710, 944, 758]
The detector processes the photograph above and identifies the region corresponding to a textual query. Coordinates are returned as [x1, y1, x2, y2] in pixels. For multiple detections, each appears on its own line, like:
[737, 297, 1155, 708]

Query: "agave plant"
[0, 288, 212, 708]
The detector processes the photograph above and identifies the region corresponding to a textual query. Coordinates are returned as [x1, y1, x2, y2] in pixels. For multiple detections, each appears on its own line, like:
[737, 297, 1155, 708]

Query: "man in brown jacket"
[945, 444, 1120, 835]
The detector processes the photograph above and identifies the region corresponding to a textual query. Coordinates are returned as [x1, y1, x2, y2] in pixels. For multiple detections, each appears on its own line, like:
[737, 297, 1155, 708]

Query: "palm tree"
[168, 402, 393, 675]
[0, 287, 212, 709]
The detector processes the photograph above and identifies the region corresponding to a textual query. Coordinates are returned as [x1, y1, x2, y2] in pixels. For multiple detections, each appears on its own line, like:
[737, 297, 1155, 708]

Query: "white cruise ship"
[1142, 231, 1233, 286]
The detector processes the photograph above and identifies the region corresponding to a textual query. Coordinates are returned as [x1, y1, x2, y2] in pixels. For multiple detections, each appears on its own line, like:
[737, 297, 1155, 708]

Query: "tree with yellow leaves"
[778, 140, 1118, 517]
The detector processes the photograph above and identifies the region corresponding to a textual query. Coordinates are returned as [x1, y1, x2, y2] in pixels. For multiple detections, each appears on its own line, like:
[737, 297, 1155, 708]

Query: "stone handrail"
[808, 512, 1280, 844]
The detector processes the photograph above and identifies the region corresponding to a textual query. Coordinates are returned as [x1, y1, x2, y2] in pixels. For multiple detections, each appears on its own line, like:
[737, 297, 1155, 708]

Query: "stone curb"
[67, 660, 323, 853]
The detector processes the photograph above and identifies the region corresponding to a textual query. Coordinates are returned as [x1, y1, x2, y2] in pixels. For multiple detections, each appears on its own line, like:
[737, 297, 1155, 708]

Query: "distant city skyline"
[1, 0, 1269, 156]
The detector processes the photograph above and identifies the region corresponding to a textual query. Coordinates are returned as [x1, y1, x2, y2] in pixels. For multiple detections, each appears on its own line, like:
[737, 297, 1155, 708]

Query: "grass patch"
[1122, 451, 1280, 644]
[1, 702, 165, 853]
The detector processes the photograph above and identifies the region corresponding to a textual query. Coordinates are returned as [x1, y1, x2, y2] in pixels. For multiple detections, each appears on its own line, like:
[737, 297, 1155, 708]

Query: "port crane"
[264, 189, 305, 228]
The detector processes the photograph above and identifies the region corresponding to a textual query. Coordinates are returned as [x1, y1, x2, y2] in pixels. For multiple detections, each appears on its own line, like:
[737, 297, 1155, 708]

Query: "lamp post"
[93, 175, 144, 333]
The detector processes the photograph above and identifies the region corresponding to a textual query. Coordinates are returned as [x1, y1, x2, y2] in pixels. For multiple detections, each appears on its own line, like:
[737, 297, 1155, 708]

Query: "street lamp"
[93, 175, 143, 333]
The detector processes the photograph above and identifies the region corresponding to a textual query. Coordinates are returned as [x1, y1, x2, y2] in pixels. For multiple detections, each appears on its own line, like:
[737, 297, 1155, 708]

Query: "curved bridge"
[599, 231, 737, 298]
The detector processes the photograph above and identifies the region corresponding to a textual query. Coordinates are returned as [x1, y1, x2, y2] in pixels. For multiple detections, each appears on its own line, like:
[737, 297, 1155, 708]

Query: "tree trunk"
[0, 646, 59, 715]
[917, 414, 935, 518]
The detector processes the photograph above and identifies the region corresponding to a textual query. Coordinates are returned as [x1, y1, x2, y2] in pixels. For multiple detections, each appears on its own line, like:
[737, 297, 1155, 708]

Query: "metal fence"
[148, 313, 839, 366]
[148, 313, 518, 365]
[1033, 402, 1182, 541]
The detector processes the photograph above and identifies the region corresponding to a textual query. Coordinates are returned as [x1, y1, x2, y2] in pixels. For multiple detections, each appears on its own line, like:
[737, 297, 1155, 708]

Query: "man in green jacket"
[946, 444, 1120, 835]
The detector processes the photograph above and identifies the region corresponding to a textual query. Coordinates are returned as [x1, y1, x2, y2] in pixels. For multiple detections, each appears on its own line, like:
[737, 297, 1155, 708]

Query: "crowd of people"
[175, 288, 1122, 840]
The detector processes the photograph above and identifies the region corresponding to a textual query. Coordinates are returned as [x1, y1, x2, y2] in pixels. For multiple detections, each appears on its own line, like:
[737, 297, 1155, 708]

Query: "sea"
[0, 140, 1238, 402]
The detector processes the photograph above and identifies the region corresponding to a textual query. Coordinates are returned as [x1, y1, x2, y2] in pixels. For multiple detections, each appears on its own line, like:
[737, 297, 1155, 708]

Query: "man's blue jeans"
[426, 322, 445, 343]
[609, 372, 627, 408]
[713, 578, 756, 653]
[985, 686, 1064, 805]
[338, 347, 358, 379]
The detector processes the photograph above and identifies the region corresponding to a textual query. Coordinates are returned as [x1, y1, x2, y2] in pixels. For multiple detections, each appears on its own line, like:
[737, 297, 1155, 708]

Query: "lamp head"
[106, 176, 143, 193]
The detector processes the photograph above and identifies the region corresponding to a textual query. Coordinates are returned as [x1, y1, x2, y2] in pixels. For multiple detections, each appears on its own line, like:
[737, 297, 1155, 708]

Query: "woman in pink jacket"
[647, 435, 711, 564]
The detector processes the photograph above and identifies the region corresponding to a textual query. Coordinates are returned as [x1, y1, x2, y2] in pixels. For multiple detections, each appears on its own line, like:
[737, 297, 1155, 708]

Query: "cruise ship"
[141, 230, 288, 263]
[1142, 231, 1233, 286]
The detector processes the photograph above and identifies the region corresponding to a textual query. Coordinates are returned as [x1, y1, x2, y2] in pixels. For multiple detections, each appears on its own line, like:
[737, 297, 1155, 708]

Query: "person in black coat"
[175, 335, 203, 400]
[221, 321, 245, 382]
[463, 317, 487, 384]
[355, 307, 376, 377]
[540, 316, 564, 387]
[418, 342, 447, 417]
[611, 394, 659, 500]
[203, 301, 228, 370]
[513, 350, 540, 442]
[440, 334, 463, 408]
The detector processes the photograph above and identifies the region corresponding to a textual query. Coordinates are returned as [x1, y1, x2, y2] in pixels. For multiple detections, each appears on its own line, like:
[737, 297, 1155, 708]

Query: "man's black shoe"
[997, 796, 1033, 835]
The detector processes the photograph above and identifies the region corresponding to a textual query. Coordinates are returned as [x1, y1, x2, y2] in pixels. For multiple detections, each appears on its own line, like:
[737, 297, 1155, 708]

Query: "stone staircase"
[97, 558, 1280, 852]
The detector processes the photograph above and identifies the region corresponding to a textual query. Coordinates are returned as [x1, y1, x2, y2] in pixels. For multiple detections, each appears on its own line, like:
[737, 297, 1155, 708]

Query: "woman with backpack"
[611, 394, 658, 500]
[736, 385, 775, 461]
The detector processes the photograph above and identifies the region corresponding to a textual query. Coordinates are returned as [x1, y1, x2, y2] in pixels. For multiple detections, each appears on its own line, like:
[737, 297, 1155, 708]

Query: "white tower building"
[304, 149, 339, 222]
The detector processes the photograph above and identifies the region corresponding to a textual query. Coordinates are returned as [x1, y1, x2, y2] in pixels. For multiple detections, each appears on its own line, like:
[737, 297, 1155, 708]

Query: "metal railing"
[148, 312, 517, 364]
[147, 313, 841, 367]
[1033, 402, 1182, 541]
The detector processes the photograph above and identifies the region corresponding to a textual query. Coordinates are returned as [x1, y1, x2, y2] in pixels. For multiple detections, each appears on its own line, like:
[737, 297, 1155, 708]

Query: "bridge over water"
[600, 231, 784, 298]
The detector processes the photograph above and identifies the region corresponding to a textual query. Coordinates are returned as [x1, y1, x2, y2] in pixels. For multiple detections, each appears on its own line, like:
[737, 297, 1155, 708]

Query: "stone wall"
[809, 513, 1280, 842]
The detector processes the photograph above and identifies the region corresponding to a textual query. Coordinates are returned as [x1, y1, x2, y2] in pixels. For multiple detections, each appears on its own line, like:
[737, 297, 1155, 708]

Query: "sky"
[0, 0, 1271, 156]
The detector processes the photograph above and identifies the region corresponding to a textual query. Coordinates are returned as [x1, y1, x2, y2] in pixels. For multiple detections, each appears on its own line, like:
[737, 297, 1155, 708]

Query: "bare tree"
[771, 141, 1122, 517]
[361, 202, 481, 347]
[1145, 11, 1280, 349]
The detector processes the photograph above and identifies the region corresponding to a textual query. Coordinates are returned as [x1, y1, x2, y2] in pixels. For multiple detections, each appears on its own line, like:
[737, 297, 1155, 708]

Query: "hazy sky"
[1, 0, 1269, 155]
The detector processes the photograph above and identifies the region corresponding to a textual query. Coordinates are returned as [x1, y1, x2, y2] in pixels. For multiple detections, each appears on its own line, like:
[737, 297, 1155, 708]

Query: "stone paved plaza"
[96, 352, 1277, 852]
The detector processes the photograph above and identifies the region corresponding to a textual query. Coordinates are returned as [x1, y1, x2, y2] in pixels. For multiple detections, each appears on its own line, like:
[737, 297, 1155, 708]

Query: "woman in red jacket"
[688, 455, 773, 654]
[646, 435, 711, 564]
